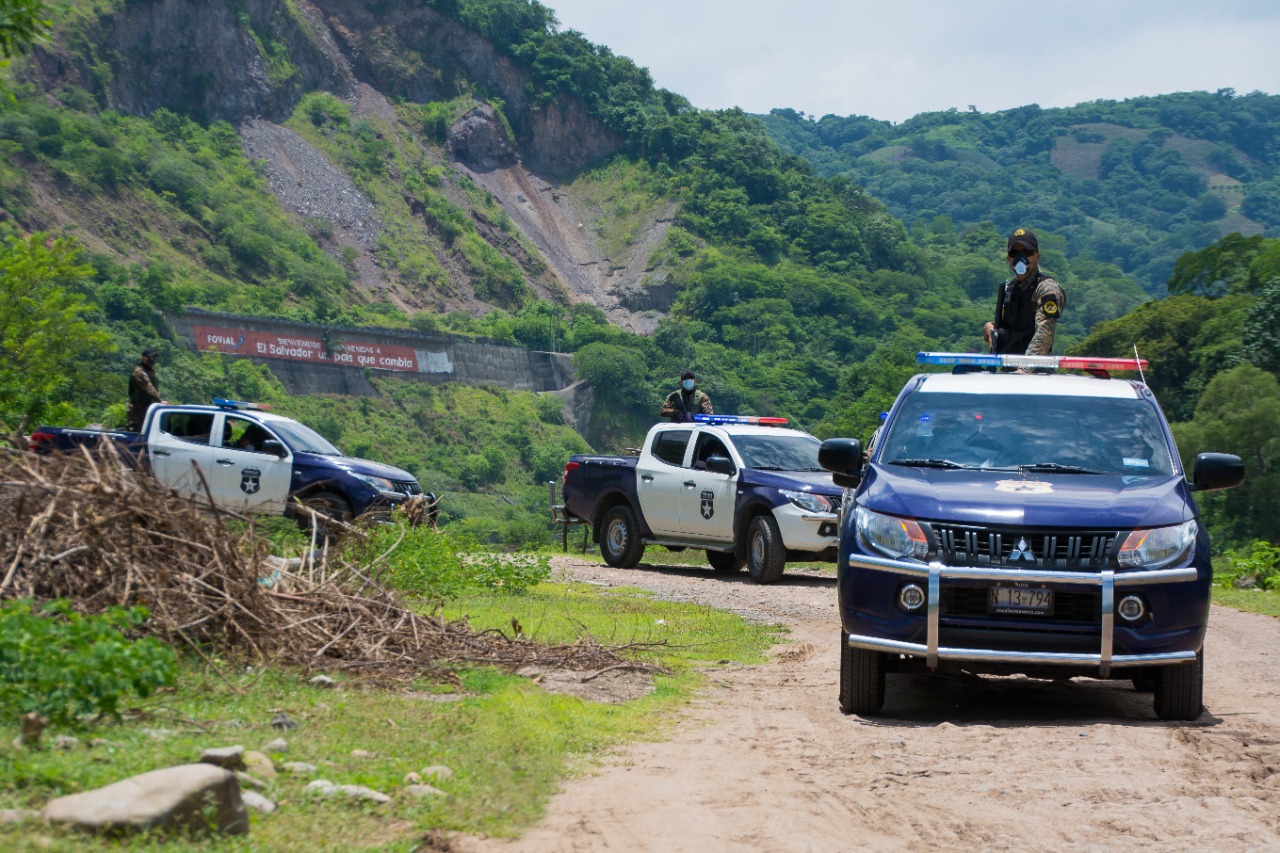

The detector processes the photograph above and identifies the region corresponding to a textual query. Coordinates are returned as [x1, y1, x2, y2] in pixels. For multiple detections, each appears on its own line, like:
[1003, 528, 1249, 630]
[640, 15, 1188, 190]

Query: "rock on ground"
[43, 764, 248, 836]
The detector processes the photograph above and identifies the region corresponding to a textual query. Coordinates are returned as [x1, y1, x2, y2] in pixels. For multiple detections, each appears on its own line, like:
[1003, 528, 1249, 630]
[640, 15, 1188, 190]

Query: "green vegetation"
[0, 581, 779, 847]
[760, 91, 1280, 295]
[0, 600, 175, 728]
[342, 517, 553, 601]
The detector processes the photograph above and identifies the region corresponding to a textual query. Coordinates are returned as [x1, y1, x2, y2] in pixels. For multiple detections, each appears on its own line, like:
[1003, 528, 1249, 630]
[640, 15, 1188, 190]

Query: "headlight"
[352, 472, 397, 494]
[780, 488, 833, 513]
[855, 507, 929, 559]
[1118, 520, 1197, 569]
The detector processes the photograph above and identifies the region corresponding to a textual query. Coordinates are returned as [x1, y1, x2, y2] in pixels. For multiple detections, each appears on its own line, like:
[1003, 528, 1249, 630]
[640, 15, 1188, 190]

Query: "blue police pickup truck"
[560, 415, 842, 583]
[30, 400, 434, 527]
[817, 352, 1245, 721]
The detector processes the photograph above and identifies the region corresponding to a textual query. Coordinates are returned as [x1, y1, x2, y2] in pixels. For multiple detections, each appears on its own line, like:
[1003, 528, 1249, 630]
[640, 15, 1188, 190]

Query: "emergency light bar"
[917, 352, 1148, 373]
[213, 398, 272, 411]
[693, 414, 789, 426]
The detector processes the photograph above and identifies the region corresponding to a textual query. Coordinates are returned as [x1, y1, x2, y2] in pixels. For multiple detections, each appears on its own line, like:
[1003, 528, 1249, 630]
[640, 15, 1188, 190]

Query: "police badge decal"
[240, 467, 262, 494]
[700, 489, 715, 519]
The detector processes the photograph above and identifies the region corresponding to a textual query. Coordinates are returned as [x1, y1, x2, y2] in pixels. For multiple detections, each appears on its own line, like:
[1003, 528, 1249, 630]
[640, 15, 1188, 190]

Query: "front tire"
[746, 514, 786, 584]
[1153, 650, 1204, 721]
[600, 505, 644, 568]
[839, 633, 886, 715]
[294, 491, 353, 533]
[706, 550, 745, 573]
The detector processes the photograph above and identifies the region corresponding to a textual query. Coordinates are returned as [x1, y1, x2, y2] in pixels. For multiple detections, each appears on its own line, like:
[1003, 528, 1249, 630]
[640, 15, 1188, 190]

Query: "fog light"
[1117, 594, 1146, 622]
[898, 583, 926, 612]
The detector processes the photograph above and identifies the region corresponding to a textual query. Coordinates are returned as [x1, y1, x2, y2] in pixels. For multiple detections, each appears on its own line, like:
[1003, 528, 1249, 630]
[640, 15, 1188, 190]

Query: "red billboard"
[193, 325, 420, 373]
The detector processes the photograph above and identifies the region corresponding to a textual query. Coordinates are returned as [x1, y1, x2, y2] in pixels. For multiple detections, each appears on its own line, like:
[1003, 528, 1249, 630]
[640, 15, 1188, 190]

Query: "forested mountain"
[759, 93, 1280, 295]
[1, 0, 1276, 547]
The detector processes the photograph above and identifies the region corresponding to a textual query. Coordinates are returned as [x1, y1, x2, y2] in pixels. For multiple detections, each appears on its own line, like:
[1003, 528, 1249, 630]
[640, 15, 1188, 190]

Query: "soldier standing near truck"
[982, 228, 1066, 356]
[126, 348, 167, 432]
[659, 369, 713, 423]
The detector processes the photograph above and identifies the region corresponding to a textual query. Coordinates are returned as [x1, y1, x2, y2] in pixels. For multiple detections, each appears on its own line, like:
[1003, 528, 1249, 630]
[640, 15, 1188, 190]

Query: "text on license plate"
[988, 586, 1053, 615]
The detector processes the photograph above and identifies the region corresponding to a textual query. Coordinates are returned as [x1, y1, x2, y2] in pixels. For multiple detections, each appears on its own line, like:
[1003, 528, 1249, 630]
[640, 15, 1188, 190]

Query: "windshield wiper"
[1019, 462, 1100, 475]
[888, 458, 973, 469]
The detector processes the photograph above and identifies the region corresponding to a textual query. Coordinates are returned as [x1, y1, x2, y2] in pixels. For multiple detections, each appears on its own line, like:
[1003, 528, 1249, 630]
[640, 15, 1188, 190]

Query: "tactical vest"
[993, 272, 1045, 355]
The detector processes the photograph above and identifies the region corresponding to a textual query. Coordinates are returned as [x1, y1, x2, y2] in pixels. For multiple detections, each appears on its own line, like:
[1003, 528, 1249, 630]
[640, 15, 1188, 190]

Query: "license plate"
[988, 585, 1053, 616]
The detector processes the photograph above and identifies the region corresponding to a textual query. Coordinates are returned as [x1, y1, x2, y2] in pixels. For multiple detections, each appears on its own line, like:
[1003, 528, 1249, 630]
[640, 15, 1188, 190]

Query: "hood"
[741, 468, 842, 496]
[298, 452, 417, 483]
[859, 464, 1192, 529]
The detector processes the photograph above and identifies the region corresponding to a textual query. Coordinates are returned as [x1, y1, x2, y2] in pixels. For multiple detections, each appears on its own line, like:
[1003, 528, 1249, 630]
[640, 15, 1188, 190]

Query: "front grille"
[929, 524, 1117, 571]
[829, 495, 843, 515]
[391, 479, 422, 497]
[941, 587, 1101, 623]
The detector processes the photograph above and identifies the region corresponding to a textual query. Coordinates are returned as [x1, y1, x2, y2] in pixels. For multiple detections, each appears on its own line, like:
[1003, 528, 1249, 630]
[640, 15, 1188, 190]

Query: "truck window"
[733, 434, 823, 471]
[221, 415, 277, 454]
[652, 430, 693, 466]
[880, 392, 1175, 475]
[158, 412, 215, 446]
[692, 435, 730, 470]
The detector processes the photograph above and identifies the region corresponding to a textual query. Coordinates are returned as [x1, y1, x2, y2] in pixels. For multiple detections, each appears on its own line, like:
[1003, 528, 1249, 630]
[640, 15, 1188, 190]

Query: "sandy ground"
[456, 556, 1280, 853]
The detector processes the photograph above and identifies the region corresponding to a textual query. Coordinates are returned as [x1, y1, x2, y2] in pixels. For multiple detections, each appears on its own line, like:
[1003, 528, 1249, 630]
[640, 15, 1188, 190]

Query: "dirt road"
[459, 557, 1280, 852]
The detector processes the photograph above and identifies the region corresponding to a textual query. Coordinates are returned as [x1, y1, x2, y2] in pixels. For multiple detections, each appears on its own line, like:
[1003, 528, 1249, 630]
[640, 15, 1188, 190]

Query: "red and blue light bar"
[917, 352, 1148, 373]
[694, 414, 789, 426]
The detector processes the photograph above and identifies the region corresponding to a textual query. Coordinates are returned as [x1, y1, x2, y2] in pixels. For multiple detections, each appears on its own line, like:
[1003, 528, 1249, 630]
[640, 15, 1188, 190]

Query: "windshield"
[733, 434, 823, 471]
[878, 391, 1175, 476]
[270, 420, 342, 456]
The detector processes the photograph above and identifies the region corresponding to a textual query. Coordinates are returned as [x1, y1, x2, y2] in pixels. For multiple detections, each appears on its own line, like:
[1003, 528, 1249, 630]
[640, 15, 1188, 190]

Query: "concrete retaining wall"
[170, 310, 576, 397]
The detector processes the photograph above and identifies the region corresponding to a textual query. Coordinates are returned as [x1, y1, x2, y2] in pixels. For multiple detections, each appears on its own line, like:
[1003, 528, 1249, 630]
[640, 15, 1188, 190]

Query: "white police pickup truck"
[560, 415, 843, 583]
[32, 399, 434, 527]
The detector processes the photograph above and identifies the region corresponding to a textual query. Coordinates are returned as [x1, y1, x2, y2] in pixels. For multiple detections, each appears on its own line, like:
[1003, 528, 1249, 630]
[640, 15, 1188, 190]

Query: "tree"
[0, 0, 51, 59]
[0, 234, 112, 431]
[1172, 365, 1280, 544]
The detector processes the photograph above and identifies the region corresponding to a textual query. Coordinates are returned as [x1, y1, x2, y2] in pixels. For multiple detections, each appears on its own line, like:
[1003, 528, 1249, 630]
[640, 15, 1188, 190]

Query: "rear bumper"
[844, 552, 1201, 677]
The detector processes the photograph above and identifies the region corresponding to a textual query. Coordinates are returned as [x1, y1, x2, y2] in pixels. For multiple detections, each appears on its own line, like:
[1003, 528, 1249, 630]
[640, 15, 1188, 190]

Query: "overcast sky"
[544, 0, 1280, 124]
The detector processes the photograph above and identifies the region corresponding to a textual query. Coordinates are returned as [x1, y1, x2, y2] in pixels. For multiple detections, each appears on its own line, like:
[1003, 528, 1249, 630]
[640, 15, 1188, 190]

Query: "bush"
[1215, 540, 1280, 590]
[344, 517, 550, 601]
[0, 600, 176, 728]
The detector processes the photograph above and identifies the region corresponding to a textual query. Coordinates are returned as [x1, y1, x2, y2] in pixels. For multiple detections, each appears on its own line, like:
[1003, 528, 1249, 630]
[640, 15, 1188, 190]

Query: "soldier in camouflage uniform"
[982, 228, 1066, 356]
[659, 369, 713, 423]
[126, 348, 166, 431]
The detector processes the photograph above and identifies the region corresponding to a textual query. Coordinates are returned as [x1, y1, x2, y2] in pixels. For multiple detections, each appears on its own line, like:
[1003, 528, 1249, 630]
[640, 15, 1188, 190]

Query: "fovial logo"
[1008, 537, 1036, 563]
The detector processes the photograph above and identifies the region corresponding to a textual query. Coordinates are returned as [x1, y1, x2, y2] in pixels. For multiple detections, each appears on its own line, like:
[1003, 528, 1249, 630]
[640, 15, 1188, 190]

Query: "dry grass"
[0, 445, 654, 685]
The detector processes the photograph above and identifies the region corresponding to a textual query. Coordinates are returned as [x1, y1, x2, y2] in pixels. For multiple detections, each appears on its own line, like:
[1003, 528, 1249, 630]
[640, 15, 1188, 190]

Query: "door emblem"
[700, 489, 715, 520]
[241, 467, 261, 495]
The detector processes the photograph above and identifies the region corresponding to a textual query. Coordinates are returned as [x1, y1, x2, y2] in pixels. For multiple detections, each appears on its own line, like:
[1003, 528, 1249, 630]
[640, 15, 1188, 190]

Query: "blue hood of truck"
[859, 464, 1193, 529]
[296, 452, 416, 483]
[741, 468, 842, 496]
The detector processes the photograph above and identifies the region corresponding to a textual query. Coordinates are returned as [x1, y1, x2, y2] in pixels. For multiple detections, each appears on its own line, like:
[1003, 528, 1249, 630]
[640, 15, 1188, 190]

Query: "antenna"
[1133, 344, 1147, 385]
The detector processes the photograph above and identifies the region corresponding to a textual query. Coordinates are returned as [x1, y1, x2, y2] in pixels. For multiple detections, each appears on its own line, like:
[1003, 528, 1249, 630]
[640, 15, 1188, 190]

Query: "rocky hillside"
[9, 0, 673, 329]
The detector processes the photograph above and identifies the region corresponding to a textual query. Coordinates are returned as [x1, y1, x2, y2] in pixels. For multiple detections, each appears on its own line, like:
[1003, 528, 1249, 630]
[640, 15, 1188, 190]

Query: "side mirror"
[261, 439, 287, 458]
[819, 438, 863, 489]
[705, 454, 735, 475]
[1190, 452, 1244, 491]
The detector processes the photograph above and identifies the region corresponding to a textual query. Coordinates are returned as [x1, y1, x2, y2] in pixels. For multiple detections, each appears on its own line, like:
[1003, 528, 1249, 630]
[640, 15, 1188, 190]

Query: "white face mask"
[1013, 259, 1028, 276]
[681, 379, 695, 392]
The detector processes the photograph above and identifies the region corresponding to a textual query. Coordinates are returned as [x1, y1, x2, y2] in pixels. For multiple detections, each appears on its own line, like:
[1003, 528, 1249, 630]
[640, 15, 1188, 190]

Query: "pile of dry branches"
[0, 446, 645, 682]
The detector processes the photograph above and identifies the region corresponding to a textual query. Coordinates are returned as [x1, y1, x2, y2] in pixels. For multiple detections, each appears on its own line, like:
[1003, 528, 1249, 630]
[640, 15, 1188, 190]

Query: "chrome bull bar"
[845, 553, 1199, 678]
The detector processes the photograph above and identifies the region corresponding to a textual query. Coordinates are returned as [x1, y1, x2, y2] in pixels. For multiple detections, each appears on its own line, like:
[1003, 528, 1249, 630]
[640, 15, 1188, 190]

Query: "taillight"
[564, 461, 580, 473]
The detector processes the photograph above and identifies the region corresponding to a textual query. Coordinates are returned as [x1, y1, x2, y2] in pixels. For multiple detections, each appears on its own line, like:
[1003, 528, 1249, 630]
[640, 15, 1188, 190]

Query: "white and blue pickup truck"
[31, 399, 435, 527]
[559, 415, 843, 583]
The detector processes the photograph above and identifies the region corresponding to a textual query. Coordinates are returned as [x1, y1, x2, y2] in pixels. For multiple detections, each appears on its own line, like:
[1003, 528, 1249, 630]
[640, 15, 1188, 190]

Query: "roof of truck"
[914, 371, 1144, 399]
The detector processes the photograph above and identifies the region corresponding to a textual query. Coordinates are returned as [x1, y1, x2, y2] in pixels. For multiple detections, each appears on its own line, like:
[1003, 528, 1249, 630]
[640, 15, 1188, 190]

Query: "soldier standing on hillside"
[126, 348, 167, 432]
[982, 228, 1066, 356]
[659, 369, 713, 423]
